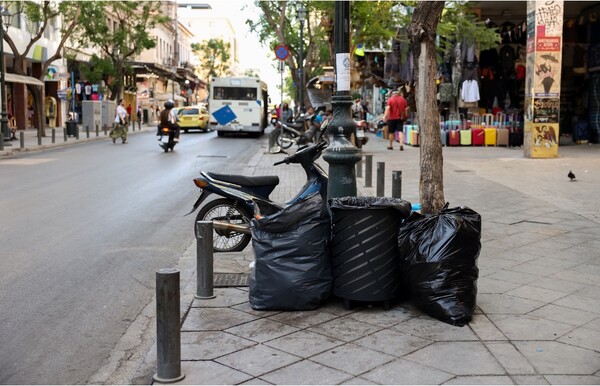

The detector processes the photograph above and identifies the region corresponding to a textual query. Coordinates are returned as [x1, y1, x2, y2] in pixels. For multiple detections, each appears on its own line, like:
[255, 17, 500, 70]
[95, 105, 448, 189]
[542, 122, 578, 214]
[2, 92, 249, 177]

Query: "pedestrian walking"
[352, 98, 365, 120]
[8, 113, 17, 140]
[110, 99, 128, 144]
[137, 106, 142, 130]
[383, 89, 408, 151]
[126, 103, 132, 127]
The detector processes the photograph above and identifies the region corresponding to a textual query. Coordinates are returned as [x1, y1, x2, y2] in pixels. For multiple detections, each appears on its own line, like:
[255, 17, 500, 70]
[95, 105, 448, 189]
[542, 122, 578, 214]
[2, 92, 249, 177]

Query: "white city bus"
[208, 77, 269, 136]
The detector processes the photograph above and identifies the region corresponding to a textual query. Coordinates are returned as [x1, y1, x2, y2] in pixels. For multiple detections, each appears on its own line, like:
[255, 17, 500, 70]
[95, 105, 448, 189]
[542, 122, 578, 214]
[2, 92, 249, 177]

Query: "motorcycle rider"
[159, 99, 180, 142]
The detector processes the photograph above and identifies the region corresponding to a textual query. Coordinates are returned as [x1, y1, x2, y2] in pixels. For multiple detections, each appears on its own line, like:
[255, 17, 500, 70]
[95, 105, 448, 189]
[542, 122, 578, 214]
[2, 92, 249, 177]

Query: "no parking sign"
[274, 44, 289, 61]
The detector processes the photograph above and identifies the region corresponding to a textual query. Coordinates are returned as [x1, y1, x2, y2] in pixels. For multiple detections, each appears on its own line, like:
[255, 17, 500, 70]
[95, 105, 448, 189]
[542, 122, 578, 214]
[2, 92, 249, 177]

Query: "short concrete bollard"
[85, 126, 90, 138]
[154, 268, 185, 383]
[364, 154, 373, 188]
[195, 221, 215, 299]
[392, 170, 402, 198]
[376, 161, 385, 197]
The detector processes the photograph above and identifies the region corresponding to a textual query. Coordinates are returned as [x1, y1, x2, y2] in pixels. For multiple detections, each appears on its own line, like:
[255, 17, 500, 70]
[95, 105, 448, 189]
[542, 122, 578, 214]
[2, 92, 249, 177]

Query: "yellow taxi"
[177, 105, 210, 133]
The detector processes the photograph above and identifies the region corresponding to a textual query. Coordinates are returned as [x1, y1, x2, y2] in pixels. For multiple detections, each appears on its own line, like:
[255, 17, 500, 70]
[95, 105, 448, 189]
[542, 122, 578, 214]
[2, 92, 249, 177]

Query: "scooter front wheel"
[195, 199, 252, 252]
[275, 130, 294, 149]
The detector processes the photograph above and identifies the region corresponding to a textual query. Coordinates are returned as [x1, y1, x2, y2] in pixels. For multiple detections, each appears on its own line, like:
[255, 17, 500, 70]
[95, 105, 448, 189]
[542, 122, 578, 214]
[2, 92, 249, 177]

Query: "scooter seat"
[205, 172, 279, 188]
[284, 122, 305, 130]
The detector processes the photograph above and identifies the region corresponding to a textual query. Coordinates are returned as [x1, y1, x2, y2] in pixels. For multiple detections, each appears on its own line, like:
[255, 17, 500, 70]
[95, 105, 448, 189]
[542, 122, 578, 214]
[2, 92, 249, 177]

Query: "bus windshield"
[213, 87, 257, 101]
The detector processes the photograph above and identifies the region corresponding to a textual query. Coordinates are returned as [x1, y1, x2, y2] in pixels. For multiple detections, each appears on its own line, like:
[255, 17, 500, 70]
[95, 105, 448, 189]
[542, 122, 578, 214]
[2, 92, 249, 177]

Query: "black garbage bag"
[398, 204, 481, 326]
[249, 193, 332, 310]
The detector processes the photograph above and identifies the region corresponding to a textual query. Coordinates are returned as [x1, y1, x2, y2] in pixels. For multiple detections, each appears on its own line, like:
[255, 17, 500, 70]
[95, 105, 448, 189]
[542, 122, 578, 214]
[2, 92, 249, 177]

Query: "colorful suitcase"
[403, 126, 410, 145]
[509, 130, 523, 147]
[472, 128, 485, 146]
[496, 128, 509, 146]
[444, 120, 461, 131]
[482, 113, 494, 127]
[440, 129, 447, 146]
[410, 130, 420, 146]
[448, 130, 460, 146]
[460, 130, 472, 146]
[484, 128, 497, 146]
[470, 114, 483, 130]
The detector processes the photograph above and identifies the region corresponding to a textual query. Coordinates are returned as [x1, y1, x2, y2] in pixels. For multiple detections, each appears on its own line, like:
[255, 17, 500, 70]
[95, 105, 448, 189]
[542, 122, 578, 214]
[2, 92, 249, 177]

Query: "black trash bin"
[329, 196, 412, 308]
[143, 108, 149, 124]
[66, 120, 78, 137]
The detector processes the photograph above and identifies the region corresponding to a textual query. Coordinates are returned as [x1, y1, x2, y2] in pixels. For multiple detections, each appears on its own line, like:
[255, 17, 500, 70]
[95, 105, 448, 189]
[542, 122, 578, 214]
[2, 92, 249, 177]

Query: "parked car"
[177, 106, 209, 133]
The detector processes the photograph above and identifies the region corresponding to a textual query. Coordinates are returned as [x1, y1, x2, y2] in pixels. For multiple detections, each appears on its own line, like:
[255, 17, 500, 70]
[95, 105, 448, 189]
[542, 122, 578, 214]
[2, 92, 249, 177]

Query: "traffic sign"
[274, 44, 290, 61]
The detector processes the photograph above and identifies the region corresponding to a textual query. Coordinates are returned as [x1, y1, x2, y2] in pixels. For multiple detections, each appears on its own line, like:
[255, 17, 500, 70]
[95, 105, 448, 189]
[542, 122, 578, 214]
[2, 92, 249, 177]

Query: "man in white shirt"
[110, 99, 128, 144]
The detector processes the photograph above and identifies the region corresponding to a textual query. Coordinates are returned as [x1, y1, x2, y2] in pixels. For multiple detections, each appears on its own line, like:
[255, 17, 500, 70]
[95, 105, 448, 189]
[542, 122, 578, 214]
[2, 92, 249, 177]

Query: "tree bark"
[408, 1, 446, 214]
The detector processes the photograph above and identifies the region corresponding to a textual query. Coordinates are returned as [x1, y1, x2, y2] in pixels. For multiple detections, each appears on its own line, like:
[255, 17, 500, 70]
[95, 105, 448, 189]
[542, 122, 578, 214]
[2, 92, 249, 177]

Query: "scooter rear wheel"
[195, 199, 252, 252]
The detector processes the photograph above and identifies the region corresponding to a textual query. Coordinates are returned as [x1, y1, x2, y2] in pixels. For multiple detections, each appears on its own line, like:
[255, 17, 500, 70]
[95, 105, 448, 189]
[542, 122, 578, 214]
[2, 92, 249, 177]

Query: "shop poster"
[524, 0, 563, 158]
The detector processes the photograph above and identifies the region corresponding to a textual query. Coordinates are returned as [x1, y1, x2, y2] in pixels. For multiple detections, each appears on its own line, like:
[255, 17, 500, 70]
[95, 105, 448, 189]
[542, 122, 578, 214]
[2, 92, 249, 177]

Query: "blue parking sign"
[212, 105, 237, 125]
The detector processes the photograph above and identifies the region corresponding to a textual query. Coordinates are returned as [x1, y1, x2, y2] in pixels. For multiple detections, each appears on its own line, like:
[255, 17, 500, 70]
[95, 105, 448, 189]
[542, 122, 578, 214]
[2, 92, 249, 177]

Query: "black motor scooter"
[157, 125, 177, 152]
[187, 142, 329, 252]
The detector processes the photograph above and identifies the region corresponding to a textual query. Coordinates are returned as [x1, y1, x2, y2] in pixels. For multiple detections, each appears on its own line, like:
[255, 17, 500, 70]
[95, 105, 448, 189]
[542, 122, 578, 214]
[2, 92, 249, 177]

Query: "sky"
[203, 1, 285, 104]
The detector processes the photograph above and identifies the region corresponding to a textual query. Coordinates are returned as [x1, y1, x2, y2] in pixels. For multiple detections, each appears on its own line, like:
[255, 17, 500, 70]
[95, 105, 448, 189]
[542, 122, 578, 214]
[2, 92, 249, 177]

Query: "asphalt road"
[0, 130, 263, 384]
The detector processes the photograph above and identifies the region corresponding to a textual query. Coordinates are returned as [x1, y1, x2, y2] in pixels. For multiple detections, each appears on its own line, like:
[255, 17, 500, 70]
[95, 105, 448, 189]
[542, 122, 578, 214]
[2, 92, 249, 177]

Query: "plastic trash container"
[329, 196, 412, 308]
[66, 120, 78, 137]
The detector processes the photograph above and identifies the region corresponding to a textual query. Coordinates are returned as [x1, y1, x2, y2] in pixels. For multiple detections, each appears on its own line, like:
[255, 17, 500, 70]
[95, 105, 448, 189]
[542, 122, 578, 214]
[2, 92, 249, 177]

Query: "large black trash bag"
[398, 204, 481, 326]
[249, 193, 332, 310]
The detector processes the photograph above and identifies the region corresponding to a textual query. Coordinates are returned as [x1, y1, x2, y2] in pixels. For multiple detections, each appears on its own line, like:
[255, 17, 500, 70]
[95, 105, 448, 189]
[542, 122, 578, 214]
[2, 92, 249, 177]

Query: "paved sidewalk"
[0, 122, 154, 157]
[141, 133, 599, 385]
[6, 126, 598, 384]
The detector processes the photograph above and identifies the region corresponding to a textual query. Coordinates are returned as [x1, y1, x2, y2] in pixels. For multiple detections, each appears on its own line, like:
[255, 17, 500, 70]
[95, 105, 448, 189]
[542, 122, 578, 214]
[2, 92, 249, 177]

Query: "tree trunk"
[408, 1, 446, 214]
[29, 85, 46, 137]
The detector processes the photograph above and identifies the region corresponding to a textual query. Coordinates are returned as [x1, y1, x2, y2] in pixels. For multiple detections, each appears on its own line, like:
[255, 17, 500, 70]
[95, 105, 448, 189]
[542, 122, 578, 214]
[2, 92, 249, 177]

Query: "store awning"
[4, 73, 44, 86]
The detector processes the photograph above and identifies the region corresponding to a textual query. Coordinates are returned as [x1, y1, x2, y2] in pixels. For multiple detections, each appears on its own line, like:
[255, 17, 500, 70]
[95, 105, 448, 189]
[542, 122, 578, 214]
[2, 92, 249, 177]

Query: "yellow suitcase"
[484, 128, 497, 146]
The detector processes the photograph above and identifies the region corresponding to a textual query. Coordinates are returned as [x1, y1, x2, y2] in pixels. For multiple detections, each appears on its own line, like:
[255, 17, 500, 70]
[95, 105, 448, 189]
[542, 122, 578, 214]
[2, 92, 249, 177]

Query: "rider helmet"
[164, 99, 175, 109]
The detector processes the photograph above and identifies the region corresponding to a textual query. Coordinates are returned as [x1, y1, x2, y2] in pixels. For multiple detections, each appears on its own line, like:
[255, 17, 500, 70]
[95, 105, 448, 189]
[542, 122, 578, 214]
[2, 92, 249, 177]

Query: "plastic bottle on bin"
[411, 203, 422, 212]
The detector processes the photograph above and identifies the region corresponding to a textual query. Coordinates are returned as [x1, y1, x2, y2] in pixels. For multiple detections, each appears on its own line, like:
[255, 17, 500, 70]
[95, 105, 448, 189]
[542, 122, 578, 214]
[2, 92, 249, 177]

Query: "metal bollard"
[37, 131, 42, 146]
[364, 154, 373, 187]
[96, 124, 99, 137]
[85, 126, 90, 138]
[376, 162, 385, 197]
[63, 128, 67, 142]
[392, 170, 402, 198]
[75, 126, 79, 140]
[104, 126, 108, 136]
[52, 128, 56, 144]
[195, 221, 215, 299]
[154, 268, 185, 383]
[20, 131, 24, 148]
[356, 155, 363, 178]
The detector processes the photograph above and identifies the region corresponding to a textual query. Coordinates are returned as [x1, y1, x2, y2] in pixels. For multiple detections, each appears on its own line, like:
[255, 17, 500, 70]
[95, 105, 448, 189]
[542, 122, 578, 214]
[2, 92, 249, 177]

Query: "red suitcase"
[472, 128, 485, 146]
[448, 130, 460, 146]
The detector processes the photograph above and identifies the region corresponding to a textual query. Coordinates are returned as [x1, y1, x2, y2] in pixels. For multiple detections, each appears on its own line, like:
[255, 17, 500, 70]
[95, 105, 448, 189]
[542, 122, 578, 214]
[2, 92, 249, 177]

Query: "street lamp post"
[0, 6, 12, 151]
[297, 5, 306, 112]
[322, 1, 361, 200]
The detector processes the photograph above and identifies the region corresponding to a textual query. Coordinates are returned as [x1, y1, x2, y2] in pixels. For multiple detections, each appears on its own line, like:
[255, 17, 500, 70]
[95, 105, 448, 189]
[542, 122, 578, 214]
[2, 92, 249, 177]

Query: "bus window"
[213, 87, 257, 101]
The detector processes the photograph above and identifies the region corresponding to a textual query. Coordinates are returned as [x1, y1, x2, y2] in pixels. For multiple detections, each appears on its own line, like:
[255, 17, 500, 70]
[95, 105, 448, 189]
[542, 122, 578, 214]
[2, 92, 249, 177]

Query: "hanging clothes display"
[461, 80, 480, 103]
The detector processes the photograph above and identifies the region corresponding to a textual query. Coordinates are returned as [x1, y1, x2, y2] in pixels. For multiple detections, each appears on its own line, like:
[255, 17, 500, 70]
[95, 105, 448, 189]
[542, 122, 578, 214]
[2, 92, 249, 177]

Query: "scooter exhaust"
[212, 220, 251, 235]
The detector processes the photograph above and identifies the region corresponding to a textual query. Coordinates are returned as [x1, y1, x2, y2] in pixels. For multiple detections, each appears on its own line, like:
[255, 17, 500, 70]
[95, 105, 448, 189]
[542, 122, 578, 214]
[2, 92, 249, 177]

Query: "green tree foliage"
[3, 1, 81, 135]
[247, 1, 402, 105]
[250, 1, 499, 95]
[71, 1, 169, 100]
[191, 38, 231, 83]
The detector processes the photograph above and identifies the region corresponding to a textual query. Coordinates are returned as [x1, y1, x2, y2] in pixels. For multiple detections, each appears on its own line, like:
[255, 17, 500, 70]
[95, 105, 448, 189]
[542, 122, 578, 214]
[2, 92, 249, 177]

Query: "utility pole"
[322, 1, 361, 200]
